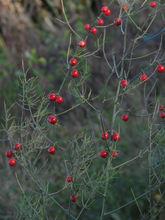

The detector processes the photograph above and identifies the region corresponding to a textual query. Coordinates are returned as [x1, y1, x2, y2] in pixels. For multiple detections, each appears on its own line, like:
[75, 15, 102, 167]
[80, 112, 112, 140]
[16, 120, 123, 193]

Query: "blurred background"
[0, 0, 165, 219]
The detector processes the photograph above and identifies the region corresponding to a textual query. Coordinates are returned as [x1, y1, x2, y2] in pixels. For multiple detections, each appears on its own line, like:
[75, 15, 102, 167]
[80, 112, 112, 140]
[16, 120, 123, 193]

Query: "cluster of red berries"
[85, 6, 122, 35]
[100, 150, 120, 159]
[70, 58, 80, 78]
[5, 143, 22, 167]
[47, 92, 64, 125]
[139, 64, 165, 83]
[100, 131, 121, 159]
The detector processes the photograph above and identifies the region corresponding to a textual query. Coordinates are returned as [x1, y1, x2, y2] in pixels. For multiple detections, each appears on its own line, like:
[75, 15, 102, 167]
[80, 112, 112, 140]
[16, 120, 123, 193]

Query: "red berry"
[121, 79, 128, 89]
[15, 143, 22, 151]
[104, 9, 111, 16]
[84, 24, 91, 31]
[71, 69, 80, 78]
[48, 115, 58, 125]
[157, 64, 165, 73]
[140, 73, 149, 82]
[100, 150, 109, 158]
[121, 114, 129, 122]
[159, 105, 165, 111]
[97, 18, 105, 26]
[9, 158, 16, 167]
[149, 1, 158, 8]
[70, 195, 78, 203]
[66, 176, 74, 183]
[111, 151, 120, 159]
[48, 92, 57, 102]
[112, 132, 120, 142]
[114, 18, 123, 26]
[101, 6, 109, 13]
[160, 112, 165, 119]
[78, 40, 87, 48]
[102, 132, 110, 140]
[48, 146, 56, 155]
[56, 96, 64, 104]
[5, 150, 13, 158]
[90, 27, 98, 35]
[70, 58, 78, 66]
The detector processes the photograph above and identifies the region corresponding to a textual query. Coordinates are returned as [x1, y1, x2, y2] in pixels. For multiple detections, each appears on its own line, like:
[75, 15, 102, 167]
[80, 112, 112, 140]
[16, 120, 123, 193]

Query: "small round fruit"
[111, 151, 120, 159]
[90, 27, 98, 35]
[48, 115, 58, 125]
[121, 79, 128, 89]
[78, 40, 87, 48]
[97, 18, 105, 26]
[56, 96, 64, 104]
[48, 146, 56, 155]
[160, 112, 165, 119]
[157, 64, 165, 73]
[70, 195, 78, 203]
[100, 150, 109, 158]
[66, 176, 74, 183]
[101, 6, 109, 13]
[112, 132, 120, 142]
[140, 73, 149, 82]
[71, 69, 80, 78]
[9, 158, 17, 167]
[84, 24, 91, 31]
[48, 92, 57, 102]
[149, 1, 158, 8]
[5, 150, 13, 158]
[15, 143, 22, 151]
[70, 58, 78, 66]
[159, 105, 165, 111]
[121, 114, 129, 122]
[104, 9, 111, 16]
[114, 18, 123, 26]
[102, 132, 110, 140]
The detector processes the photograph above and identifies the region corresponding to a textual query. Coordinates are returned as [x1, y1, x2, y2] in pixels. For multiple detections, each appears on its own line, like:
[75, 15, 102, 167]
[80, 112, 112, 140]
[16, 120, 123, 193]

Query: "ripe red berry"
[100, 150, 109, 158]
[84, 24, 91, 31]
[66, 176, 74, 183]
[114, 18, 123, 26]
[48, 92, 57, 102]
[70, 58, 78, 66]
[104, 9, 111, 16]
[121, 79, 128, 89]
[90, 27, 98, 35]
[157, 64, 165, 73]
[15, 143, 22, 151]
[70, 195, 78, 203]
[159, 105, 165, 111]
[111, 151, 120, 159]
[9, 158, 16, 167]
[78, 40, 87, 48]
[71, 69, 80, 78]
[102, 132, 110, 140]
[121, 114, 129, 122]
[101, 6, 109, 13]
[48, 146, 56, 155]
[56, 96, 64, 104]
[97, 18, 105, 26]
[160, 112, 165, 119]
[112, 132, 120, 142]
[140, 73, 149, 82]
[149, 1, 158, 8]
[48, 115, 58, 125]
[5, 150, 13, 158]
